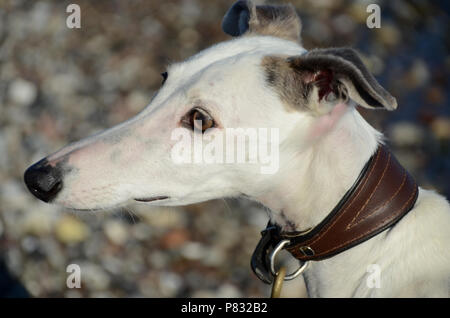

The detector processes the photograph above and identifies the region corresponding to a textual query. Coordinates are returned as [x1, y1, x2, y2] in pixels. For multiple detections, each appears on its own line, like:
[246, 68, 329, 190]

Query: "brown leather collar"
[251, 145, 418, 284]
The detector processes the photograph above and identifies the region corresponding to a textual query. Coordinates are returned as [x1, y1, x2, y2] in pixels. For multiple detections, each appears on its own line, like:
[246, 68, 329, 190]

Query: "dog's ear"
[263, 48, 397, 113]
[222, 0, 302, 42]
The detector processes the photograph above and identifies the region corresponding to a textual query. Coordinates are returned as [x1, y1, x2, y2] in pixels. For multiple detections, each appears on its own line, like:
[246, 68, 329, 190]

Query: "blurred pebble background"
[0, 0, 448, 297]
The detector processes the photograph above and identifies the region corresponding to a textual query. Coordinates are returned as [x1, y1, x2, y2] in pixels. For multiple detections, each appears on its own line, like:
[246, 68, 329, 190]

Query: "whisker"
[123, 206, 139, 224]
[221, 198, 233, 217]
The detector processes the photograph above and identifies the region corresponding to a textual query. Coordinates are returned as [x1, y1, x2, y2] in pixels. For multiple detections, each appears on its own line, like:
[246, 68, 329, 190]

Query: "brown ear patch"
[261, 55, 311, 111]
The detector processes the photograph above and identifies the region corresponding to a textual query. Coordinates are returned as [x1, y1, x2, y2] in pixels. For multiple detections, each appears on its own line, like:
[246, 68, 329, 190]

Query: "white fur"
[44, 35, 450, 297]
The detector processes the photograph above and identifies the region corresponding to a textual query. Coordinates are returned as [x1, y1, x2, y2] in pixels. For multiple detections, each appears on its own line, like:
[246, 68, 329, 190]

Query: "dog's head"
[24, 1, 396, 210]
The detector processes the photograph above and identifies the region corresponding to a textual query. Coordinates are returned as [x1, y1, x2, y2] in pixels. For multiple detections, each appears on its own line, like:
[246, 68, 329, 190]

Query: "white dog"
[24, 1, 449, 297]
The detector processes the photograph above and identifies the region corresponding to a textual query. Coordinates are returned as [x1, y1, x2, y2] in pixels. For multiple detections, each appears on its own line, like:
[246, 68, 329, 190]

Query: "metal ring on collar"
[269, 239, 309, 281]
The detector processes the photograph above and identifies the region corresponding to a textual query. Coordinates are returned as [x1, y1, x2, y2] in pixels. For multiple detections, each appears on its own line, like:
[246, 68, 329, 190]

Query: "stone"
[131, 223, 152, 241]
[202, 247, 226, 267]
[375, 24, 401, 47]
[159, 228, 190, 249]
[158, 271, 183, 297]
[79, 263, 111, 291]
[147, 251, 170, 270]
[180, 242, 207, 261]
[137, 206, 187, 229]
[431, 118, 450, 140]
[55, 215, 90, 244]
[103, 219, 128, 246]
[216, 283, 242, 298]
[8, 78, 37, 107]
[388, 122, 425, 147]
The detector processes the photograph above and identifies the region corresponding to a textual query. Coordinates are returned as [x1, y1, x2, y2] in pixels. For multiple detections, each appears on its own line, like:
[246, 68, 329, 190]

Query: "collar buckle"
[250, 223, 280, 284]
[251, 223, 309, 284]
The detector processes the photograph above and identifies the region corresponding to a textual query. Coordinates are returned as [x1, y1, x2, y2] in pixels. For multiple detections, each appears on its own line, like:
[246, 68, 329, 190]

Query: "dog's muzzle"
[24, 159, 63, 203]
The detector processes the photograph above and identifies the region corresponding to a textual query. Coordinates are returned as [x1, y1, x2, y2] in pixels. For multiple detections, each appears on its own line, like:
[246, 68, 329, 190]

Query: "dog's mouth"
[60, 196, 170, 212]
[134, 196, 169, 203]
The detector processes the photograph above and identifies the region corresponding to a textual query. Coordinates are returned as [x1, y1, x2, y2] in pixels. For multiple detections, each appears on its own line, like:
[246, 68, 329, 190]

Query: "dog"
[24, 1, 450, 297]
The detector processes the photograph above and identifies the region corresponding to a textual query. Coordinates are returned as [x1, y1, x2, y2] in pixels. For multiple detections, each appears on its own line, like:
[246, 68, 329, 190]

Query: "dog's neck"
[251, 105, 382, 296]
[256, 105, 381, 232]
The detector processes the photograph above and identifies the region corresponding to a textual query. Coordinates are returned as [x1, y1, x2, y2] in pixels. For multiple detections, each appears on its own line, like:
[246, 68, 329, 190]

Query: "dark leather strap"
[251, 145, 418, 283]
[283, 145, 418, 261]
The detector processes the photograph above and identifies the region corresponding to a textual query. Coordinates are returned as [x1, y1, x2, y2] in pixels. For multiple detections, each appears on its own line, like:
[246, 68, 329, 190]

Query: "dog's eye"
[161, 72, 168, 84]
[182, 108, 215, 133]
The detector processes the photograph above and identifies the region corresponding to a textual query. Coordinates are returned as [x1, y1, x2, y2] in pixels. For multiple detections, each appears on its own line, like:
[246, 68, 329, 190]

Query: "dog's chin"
[53, 195, 171, 212]
[53, 197, 124, 212]
[58, 201, 120, 212]
[68, 207, 104, 212]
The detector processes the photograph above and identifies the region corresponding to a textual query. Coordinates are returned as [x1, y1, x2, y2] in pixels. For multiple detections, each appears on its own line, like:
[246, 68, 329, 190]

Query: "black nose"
[24, 159, 63, 203]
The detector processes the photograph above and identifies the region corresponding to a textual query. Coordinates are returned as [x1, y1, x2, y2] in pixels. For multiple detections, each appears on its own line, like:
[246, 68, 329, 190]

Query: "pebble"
[5, 247, 23, 277]
[123, 253, 146, 275]
[216, 283, 242, 298]
[404, 59, 430, 88]
[347, 3, 368, 23]
[83, 234, 106, 259]
[307, 19, 331, 44]
[55, 215, 90, 244]
[159, 228, 190, 249]
[42, 73, 80, 98]
[137, 206, 187, 229]
[158, 271, 183, 297]
[1, 180, 32, 211]
[20, 207, 58, 237]
[138, 274, 159, 297]
[131, 223, 152, 241]
[431, 118, 450, 140]
[8, 78, 37, 107]
[375, 24, 401, 47]
[101, 255, 123, 275]
[103, 220, 128, 246]
[30, 2, 51, 33]
[245, 205, 269, 228]
[125, 90, 150, 113]
[366, 55, 385, 76]
[388, 122, 425, 147]
[40, 237, 65, 268]
[21, 236, 40, 253]
[147, 250, 170, 270]
[180, 242, 207, 261]
[202, 247, 226, 267]
[331, 14, 355, 35]
[79, 263, 111, 291]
